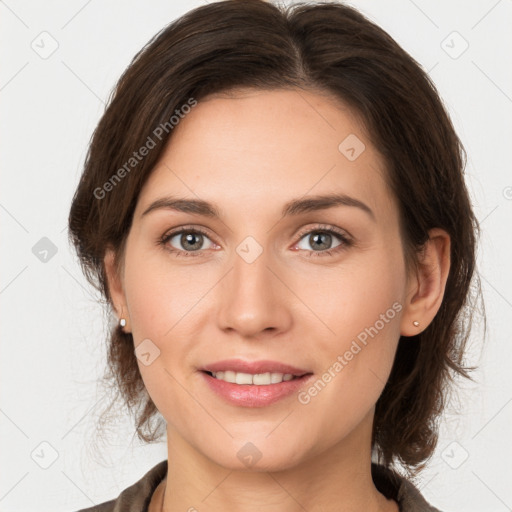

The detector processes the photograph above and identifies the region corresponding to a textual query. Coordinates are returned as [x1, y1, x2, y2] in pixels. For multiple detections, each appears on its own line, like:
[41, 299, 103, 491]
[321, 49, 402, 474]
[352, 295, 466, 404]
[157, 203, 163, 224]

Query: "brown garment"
[75, 459, 442, 512]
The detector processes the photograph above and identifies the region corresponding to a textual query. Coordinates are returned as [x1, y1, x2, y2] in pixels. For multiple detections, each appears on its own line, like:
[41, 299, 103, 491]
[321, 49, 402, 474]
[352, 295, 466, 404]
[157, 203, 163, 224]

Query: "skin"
[104, 88, 451, 512]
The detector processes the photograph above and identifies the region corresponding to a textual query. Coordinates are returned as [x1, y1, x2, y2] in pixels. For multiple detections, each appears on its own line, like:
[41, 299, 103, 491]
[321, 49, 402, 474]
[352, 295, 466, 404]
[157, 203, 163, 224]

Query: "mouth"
[200, 358, 311, 380]
[201, 370, 310, 386]
[199, 369, 314, 407]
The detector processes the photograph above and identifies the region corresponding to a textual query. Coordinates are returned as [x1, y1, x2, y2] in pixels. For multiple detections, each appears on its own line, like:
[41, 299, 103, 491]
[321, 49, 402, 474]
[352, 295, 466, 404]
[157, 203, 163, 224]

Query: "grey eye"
[297, 231, 343, 252]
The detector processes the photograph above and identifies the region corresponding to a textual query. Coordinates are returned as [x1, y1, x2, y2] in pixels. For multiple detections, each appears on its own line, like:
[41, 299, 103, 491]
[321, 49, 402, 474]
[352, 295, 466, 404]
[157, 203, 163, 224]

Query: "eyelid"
[293, 223, 352, 243]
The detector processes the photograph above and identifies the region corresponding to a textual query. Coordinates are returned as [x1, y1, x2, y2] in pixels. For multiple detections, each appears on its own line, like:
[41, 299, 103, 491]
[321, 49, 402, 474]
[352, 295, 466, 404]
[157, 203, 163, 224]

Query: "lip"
[200, 371, 314, 407]
[200, 359, 310, 376]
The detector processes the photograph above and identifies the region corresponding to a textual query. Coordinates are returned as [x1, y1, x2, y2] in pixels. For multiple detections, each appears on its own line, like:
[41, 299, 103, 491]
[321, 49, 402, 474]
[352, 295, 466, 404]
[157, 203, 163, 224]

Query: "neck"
[155, 409, 397, 512]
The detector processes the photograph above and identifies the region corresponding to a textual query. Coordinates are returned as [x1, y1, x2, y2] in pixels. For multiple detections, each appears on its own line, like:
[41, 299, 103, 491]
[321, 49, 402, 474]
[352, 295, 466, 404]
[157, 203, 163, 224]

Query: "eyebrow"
[140, 193, 375, 221]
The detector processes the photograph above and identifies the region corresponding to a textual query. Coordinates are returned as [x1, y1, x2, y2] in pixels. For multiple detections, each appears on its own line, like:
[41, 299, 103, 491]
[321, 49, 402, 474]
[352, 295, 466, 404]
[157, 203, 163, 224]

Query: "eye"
[159, 227, 217, 257]
[159, 224, 352, 258]
[294, 226, 352, 257]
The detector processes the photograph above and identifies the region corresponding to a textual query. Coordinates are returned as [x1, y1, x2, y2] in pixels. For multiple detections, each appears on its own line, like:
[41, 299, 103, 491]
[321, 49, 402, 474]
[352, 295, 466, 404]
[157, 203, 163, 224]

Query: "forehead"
[135, 88, 396, 222]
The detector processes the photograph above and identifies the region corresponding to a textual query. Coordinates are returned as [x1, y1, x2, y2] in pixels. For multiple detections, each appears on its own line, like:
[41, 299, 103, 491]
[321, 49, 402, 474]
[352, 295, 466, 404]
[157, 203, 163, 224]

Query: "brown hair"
[68, 0, 483, 472]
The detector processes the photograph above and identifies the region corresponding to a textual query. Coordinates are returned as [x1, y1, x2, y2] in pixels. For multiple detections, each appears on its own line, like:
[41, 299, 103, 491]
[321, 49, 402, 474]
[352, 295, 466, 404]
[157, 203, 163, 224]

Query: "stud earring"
[120, 318, 126, 328]
[413, 320, 420, 327]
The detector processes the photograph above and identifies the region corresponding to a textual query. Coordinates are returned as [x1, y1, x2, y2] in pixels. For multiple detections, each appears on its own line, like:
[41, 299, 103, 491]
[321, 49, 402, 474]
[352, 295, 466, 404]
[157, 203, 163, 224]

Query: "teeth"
[211, 371, 296, 385]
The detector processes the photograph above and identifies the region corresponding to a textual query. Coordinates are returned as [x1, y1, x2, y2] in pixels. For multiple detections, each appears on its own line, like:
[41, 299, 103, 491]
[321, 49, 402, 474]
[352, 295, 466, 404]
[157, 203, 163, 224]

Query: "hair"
[68, 0, 483, 474]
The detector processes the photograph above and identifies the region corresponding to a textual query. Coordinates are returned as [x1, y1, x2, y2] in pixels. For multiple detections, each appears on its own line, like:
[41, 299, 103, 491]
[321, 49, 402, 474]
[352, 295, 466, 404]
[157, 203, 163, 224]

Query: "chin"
[201, 435, 312, 473]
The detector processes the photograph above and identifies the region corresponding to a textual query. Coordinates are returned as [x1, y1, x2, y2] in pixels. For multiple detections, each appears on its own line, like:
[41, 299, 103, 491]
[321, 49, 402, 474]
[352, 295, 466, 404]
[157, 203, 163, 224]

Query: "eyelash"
[158, 224, 353, 259]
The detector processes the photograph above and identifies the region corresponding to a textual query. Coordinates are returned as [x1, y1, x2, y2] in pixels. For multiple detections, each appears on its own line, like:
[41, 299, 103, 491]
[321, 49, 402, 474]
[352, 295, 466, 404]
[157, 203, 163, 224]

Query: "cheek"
[297, 246, 405, 411]
[310, 245, 405, 345]
[123, 247, 216, 341]
[122, 251, 206, 425]
[122, 246, 225, 411]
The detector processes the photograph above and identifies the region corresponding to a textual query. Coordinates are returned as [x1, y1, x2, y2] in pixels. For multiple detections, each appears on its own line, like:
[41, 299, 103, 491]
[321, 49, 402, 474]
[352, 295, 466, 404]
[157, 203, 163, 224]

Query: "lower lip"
[200, 371, 313, 407]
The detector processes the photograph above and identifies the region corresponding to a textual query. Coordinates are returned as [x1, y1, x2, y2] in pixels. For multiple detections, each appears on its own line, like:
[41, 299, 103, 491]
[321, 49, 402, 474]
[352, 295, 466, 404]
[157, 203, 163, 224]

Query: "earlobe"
[400, 228, 451, 337]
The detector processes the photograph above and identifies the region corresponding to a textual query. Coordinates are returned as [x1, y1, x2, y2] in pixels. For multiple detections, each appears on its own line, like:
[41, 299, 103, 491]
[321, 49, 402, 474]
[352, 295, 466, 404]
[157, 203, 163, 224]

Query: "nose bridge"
[233, 240, 272, 296]
[215, 236, 292, 336]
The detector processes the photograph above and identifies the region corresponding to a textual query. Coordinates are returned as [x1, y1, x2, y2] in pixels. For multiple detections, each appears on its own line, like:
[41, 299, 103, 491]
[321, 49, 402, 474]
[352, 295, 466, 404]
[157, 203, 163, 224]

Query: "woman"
[68, 1, 481, 510]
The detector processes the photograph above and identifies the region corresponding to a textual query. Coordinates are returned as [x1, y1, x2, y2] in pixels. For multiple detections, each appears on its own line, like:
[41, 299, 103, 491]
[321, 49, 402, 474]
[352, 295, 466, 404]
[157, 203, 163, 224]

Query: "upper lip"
[201, 359, 311, 377]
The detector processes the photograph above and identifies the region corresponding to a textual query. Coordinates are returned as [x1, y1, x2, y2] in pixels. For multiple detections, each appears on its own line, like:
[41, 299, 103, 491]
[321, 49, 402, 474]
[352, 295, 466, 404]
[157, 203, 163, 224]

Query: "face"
[108, 88, 413, 471]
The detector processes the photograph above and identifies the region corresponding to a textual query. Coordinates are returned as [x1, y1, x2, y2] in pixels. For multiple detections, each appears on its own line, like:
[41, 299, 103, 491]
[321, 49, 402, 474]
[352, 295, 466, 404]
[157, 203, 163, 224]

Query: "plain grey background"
[1, 1, 511, 511]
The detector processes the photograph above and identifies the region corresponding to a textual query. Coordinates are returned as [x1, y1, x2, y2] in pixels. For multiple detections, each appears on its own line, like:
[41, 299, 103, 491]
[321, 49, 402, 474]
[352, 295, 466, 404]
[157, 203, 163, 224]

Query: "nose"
[215, 245, 293, 339]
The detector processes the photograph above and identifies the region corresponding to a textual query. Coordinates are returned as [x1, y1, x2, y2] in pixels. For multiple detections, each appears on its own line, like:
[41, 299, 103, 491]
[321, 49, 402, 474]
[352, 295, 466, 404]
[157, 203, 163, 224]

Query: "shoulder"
[72, 460, 168, 512]
[371, 463, 444, 512]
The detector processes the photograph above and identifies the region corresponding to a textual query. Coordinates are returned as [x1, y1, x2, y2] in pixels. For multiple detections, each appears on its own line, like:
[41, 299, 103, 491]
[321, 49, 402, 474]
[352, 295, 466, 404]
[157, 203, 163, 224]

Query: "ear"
[400, 228, 451, 336]
[104, 246, 130, 331]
